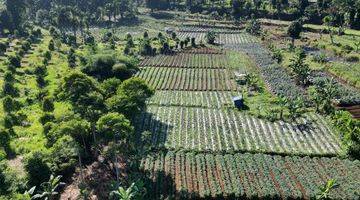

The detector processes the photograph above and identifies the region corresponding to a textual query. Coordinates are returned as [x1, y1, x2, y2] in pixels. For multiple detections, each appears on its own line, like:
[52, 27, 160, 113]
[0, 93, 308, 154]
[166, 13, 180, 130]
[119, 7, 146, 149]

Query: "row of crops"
[139, 53, 228, 69]
[178, 27, 242, 33]
[224, 43, 304, 99]
[140, 152, 360, 199]
[147, 91, 240, 108]
[177, 32, 257, 45]
[136, 67, 237, 91]
[135, 106, 342, 156]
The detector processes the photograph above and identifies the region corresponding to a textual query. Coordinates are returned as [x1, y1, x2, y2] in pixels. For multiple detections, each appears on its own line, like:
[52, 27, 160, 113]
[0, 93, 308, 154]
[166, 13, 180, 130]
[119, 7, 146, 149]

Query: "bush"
[21, 40, 31, 52]
[44, 51, 51, 61]
[312, 53, 327, 63]
[39, 113, 55, 125]
[191, 37, 196, 47]
[2, 82, 19, 97]
[4, 72, 14, 83]
[49, 136, 78, 175]
[48, 39, 55, 51]
[345, 55, 359, 62]
[206, 31, 217, 45]
[8, 55, 21, 68]
[42, 97, 54, 112]
[0, 43, 7, 54]
[24, 152, 51, 187]
[3, 96, 20, 113]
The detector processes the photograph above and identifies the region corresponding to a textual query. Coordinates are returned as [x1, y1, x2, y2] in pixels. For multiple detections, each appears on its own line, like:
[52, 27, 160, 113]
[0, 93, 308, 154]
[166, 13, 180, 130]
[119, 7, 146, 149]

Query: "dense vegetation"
[0, 0, 359, 199]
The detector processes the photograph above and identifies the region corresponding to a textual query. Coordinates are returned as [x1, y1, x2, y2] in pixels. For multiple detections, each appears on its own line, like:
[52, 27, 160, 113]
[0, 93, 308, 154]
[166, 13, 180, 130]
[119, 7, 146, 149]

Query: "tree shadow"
[134, 111, 174, 150]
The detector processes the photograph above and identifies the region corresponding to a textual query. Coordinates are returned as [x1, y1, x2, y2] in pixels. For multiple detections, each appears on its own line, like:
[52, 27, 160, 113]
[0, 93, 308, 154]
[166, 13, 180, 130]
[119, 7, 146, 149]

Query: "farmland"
[136, 67, 237, 91]
[1, 1, 360, 199]
[136, 106, 341, 156]
[140, 152, 360, 199]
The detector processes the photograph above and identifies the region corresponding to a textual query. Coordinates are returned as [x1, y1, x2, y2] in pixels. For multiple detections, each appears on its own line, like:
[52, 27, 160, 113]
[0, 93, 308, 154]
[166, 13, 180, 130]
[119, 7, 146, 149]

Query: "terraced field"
[140, 152, 360, 199]
[148, 91, 240, 108]
[139, 53, 228, 68]
[136, 106, 342, 156]
[177, 31, 258, 44]
[136, 67, 237, 91]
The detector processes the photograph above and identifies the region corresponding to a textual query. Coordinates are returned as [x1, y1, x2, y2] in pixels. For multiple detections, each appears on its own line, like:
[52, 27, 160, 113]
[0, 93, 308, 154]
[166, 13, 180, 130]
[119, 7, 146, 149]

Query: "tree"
[5, 0, 27, 31]
[106, 77, 154, 118]
[46, 118, 91, 151]
[232, 0, 245, 19]
[287, 20, 303, 47]
[289, 49, 311, 85]
[96, 112, 134, 143]
[3, 95, 20, 113]
[57, 72, 104, 121]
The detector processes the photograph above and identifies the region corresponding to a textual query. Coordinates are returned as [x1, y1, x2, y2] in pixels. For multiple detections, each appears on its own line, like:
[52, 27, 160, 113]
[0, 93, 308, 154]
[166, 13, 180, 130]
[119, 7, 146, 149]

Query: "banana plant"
[32, 175, 65, 200]
[110, 180, 146, 200]
[316, 179, 338, 200]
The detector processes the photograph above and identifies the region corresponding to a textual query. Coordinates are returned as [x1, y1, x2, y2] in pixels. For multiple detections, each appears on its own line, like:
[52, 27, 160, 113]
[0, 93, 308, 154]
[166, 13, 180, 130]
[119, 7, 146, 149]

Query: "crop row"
[177, 32, 257, 45]
[135, 106, 342, 156]
[136, 67, 237, 91]
[140, 152, 360, 199]
[180, 47, 224, 54]
[147, 91, 240, 108]
[139, 53, 228, 69]
[179, 27, 242, 33]
[224, 44, 304, 99]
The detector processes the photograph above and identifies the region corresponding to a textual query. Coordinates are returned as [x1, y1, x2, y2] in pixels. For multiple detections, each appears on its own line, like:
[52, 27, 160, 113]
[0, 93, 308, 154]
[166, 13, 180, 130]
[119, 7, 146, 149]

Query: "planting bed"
[139, 53, 228, 69]
[177, 32, 257, 45]
[148, 91, 240, 108]
[136, 67, 237, 91]
[140, 152, 360, 199]
[136, 106, 342, 156]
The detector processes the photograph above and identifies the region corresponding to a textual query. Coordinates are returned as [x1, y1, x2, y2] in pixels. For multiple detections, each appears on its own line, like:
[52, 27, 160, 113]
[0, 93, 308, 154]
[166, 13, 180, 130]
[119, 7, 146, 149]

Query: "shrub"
[48, 39, 55, 51]
[191, 37, 196, 47]
[39, 113, 55, 125]
[24, 152, 51, 187]
[312, 53, 327, 63]
[8, 55, 21, 68]
[4, 72, 14, 83]
[67, 48, 76, 68]
[42, 97, 54, 112]
[49, 136, 78, 175]
[3, 95, 20, 113]
[44, 51, 51, 61]
[0, 42, 7, 54]
[206, 31, 217, 45]
[246, 16, 261, 35]
[2, 82, 19, 97]
[345, 55, 359, 62]
[101, 78, 122, 98]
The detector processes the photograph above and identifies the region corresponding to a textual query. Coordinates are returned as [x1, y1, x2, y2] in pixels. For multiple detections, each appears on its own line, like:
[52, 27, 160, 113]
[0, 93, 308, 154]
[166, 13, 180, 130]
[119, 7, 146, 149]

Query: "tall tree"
[5, 0, 27, 31]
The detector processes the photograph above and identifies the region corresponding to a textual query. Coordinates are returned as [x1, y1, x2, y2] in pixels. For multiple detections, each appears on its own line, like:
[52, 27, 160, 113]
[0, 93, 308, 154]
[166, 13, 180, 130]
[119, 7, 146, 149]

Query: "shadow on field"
[135, 111, 174, 149]
[141, 167, 201, 200]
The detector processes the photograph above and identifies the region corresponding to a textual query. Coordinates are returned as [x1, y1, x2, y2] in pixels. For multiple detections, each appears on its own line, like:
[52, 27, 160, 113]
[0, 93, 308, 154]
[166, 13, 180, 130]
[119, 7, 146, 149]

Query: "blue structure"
[233, 95, 244, 109]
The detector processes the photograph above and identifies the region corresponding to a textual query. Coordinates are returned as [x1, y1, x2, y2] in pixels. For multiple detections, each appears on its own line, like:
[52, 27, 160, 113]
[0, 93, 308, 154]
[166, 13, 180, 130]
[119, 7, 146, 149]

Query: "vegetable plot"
[136, 106, 342, 156]
[136, 67, 238, 91]
[224, 43, 304, 99]
[177, 32, 257, 44]
[140, 152, 360, 200]
[139, 53, 228, 69]
[148, 91, 240, 108]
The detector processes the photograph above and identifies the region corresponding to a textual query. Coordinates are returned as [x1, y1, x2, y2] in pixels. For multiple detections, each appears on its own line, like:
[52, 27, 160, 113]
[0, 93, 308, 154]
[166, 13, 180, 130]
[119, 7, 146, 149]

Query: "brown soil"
[60, 156, 128, 200]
